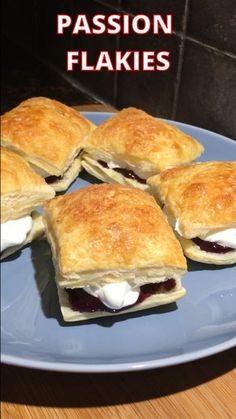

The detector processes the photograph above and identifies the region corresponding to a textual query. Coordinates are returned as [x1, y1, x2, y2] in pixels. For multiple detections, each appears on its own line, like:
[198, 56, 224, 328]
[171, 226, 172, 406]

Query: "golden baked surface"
[148, 162, 236, 238]
[1, 148, 55, 222]
[44, 184, 187, 274]
[84, 107, 204, 176]
[1, 148, 53, 195]
[1, 97, 95, 172]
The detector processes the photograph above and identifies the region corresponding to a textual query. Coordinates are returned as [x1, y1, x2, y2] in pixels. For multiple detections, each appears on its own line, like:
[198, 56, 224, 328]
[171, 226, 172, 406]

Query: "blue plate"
[1, 112, 236, 372]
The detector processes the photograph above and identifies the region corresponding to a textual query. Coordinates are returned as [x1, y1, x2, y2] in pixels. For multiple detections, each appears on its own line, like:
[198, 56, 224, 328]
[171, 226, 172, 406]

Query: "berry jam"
[192, 237, 234, 254]
[98, 160, 146, 184]
[46, 151, 83, 184]
[46, 175, 62, 184]
[66, 278, 176, 313]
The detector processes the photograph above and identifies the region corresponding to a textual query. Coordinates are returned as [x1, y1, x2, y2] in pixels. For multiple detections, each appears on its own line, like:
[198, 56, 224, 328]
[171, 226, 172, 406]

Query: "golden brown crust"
[148, 162, 236, 238]
[1, 148, 51, 194]
[44, 184, 187, 277]
[1, 148, 55, 222]
[1, 97, 95, 175]
[83, 108, 204, 177]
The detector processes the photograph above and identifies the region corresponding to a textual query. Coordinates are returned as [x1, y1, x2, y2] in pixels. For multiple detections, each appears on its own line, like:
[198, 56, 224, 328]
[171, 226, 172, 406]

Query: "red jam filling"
[192, 237, 234, 254]
[46, 151, 83, 184]
[66, 278, 176, 313]
[46, 175, 62, 184]
[98, 160, 146, 184]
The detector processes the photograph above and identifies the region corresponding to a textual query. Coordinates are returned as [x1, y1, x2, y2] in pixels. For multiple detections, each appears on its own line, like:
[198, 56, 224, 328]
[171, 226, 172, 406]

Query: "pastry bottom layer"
[82, 155, 149, 191]
[46, 157, 82, 192]
[177, 235, 236, 265]
[57, 281, 186, 322]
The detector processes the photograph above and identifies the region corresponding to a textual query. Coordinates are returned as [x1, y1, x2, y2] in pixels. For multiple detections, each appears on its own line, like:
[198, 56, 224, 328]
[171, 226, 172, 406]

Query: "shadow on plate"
[57, 302, 178, 328]
[30, 239, 62, 321]
[79, 169, 103, 184]
[2, 347, 236, 408]
[30, 239, 178, 328]
[187, 259, 236, 272]
[1, 248, 24, 262]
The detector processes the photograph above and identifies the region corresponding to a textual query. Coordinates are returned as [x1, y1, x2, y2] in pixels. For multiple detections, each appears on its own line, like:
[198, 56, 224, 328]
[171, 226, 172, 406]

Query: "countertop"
[1, 104, 236, 419]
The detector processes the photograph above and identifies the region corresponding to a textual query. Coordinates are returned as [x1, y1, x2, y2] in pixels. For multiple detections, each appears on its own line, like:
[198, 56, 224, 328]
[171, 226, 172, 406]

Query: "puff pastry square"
[1, 148, 55, 259]
[148, 162, 236, 265]
[1, 97, 96, 191]
[43, 184, 187, 321]
[82, 107, 204, 190]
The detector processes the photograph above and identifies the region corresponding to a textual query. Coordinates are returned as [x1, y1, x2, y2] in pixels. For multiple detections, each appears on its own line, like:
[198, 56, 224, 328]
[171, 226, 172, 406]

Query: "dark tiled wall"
[2, 0, 38, 48]
[116, 33, 181, 118]
[2, 0, 236, 138]
[176, 41, 236, 138]
[120, 0, 186, 31]
[70, 0, 118, 103]
[187, 0, 236, 54]
[36, 1, 74, 70]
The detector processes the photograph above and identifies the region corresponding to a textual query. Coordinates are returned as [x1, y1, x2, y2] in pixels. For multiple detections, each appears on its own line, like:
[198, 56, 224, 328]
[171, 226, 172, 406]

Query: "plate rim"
[2, 337, 236, 373]
[1, 113, 236, 373]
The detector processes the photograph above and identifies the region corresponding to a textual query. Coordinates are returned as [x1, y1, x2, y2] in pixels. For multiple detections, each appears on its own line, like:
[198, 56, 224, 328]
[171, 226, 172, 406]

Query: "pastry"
[148, 162, 236, 265]
[82, 107, 204, 190]
[1, 97, 95, 191]
[43, 183, 187, 321]
[1, 148, 55, 259]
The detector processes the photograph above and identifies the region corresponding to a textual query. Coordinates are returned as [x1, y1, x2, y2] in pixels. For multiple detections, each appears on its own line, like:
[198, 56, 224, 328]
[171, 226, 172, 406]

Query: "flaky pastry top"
[1, 148, 54, 196]
[84, 108, 204, 177]
[1, 148, 55, 222]
[148, 162, 236, 238]
[1, 97, 95, 174]
[44, 184, 186, 275]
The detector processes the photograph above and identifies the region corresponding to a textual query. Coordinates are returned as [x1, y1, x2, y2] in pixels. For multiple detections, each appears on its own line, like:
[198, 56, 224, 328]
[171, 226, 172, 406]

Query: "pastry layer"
[43, 184, 187, 287]
[148, 162, 236, 238]
[57, 282, 186, 322]
[82, 155, 149, 191]
[177, 235, 236, 265]
[45, 156, 82, 192]
[1, 97, 95, 176]
[1, 148, 55, 223]
[83, 107, 204, 179]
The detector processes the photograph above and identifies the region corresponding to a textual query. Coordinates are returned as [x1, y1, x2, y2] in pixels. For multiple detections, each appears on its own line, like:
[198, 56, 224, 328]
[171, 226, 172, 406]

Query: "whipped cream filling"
[84, 281, 140, 310]
[1, 216, 33, 252]
[163, 208, 183, 235]
[107, 161, 121, 170]
[199, 228, 236, 249]
[174, 218, 182, 235]
[163, 207, 236, 248]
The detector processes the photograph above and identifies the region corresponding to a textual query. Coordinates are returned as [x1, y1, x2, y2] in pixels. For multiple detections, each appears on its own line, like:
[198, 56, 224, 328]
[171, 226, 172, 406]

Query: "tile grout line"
[184, 35, 236, 59]
[51, 66, 109, 104]
[96, 0, 236, 58]
[171, 0, 189, 120]
[94, 0, 123, 13]
[113, 34, 120, 107]
[90, 2, 236, 57]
